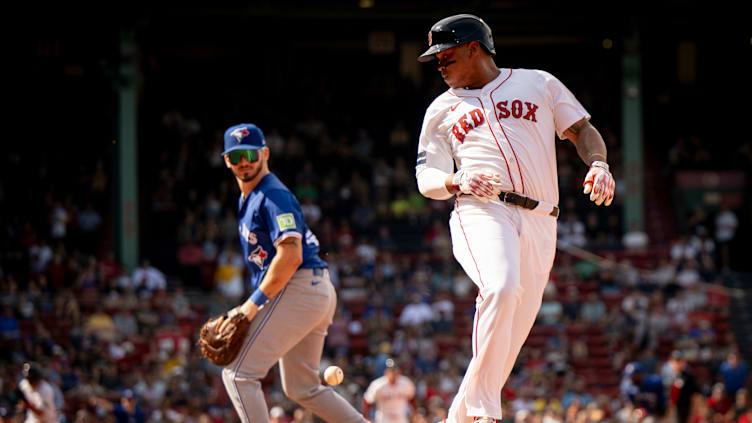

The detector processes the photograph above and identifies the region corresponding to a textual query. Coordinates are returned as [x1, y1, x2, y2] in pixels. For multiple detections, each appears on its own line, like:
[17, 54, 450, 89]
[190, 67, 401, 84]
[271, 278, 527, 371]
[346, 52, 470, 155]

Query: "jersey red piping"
[477, 96, 515, 192]
[455, 198, 485, 295]
[456, 197, 484, 356]
[473, 304, 480, 358]
[489, 69, 526, 194]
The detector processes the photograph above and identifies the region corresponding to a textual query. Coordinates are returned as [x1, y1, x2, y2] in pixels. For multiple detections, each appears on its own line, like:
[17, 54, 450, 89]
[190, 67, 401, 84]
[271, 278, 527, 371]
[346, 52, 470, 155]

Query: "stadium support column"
[622, 24, 644, 233]
[116, 30, 139, 272]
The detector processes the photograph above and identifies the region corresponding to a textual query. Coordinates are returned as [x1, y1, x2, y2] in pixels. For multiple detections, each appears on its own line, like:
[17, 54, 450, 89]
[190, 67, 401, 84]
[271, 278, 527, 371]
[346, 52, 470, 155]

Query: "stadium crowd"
[1, 101, 749, 423]
[5, 24, 752, 420]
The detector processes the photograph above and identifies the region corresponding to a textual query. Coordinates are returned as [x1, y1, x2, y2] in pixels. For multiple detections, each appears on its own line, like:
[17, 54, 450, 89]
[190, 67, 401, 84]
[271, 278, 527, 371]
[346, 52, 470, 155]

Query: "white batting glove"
[452, 169, 500, 202]
[583, 161, 615, 206]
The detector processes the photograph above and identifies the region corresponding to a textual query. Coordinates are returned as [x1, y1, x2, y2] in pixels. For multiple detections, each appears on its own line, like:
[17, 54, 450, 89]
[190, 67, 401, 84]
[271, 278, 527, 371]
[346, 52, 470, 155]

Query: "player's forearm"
[416, 167, 454, 200]
[260, 251, 302, 297]
[445, 173, 459, 194]
[572, 124, 607, 166]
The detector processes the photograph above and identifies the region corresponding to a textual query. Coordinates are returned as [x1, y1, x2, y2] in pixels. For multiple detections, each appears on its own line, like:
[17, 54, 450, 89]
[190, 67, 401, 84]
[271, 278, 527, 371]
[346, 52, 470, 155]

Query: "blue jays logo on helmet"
[230, 127, 250, 142]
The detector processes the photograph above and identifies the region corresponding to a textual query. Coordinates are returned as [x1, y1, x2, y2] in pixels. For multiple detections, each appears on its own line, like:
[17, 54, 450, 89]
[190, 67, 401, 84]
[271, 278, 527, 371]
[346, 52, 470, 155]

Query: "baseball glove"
[198, 313, 251, 366]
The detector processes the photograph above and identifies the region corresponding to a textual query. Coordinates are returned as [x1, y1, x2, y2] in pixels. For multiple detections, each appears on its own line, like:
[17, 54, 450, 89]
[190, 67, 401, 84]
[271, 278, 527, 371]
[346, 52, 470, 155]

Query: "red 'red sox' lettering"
[451, 108, 485, 143]
[495, 99, 538, 122]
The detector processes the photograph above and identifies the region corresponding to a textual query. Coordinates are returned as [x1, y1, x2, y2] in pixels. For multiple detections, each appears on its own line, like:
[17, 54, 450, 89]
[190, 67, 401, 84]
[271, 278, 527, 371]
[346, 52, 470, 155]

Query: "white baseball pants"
[221, 268, 368, 423]
[446, 196, 557, 422]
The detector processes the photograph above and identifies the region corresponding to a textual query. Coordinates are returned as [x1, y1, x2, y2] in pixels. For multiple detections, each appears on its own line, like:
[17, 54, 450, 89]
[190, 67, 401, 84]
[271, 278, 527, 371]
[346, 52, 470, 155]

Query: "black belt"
[499, 191, 560, 217]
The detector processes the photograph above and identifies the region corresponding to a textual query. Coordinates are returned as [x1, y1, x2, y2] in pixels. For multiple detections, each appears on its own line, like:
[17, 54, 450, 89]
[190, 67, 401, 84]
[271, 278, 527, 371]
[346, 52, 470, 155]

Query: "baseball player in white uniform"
[414, 14, 615, 423]
[363, 359, 416, 423]
[18, 363, 59, 423]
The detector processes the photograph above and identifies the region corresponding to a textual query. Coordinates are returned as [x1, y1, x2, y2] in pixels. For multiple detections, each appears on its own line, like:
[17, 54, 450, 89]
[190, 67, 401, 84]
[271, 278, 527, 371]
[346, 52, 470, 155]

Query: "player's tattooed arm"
[563, 117, 608, 166]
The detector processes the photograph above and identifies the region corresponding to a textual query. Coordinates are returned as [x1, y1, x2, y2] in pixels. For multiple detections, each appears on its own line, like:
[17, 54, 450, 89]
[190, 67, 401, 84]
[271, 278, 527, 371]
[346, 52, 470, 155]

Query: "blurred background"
[2, 2, 751, 422]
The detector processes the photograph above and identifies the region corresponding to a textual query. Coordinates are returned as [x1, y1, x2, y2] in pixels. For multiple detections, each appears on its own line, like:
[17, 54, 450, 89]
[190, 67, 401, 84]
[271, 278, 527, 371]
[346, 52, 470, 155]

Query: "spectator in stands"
[732, 389, 749, 423]
[398, 293, 434, 328]
[28, 239, 53, 276]
[49, 201, 70, 241]
[623, 362, 666, 417]
[84, 303, 117, 342]
[0, 305, 19, 341]
[213, 244, 245, 301]
[714, 204, 738, 270]
[621, 288, 649, 324]
[452, 270, 473, 299]
[561, 286, 581, 322]
[671, 235, 699, 264]
[538, 285, 563, 326]
[720, 352, 750, 398]
[580, 292, 606, 324]
[689, 226, 715, 259]
[363, 295, 395, 334]
[650, 257, 676, 287]
[90, 389, 146, 423]
[561, 378, 593, 410]
[292, 407, 314, 423]
[112, 304, 138, 339]
[707, 383, 733, 416]
[270, 405, 286, 423]
[676, 260, 702, 287]
[132, 369, 166, 410]
[301, 196, 323, 226]
[431, 290, 454, 334]
[558, 214, 587, 248]
[622, 223, 649, 251]
[77, 201, 102, 252]
[326, 303, 350, 355]
[131, 260, 167, 295]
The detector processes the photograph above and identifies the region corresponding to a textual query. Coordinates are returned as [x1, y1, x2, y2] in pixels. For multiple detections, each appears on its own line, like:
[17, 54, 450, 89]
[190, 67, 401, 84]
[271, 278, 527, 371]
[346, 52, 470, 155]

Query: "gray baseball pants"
[221, 268, 367, 423]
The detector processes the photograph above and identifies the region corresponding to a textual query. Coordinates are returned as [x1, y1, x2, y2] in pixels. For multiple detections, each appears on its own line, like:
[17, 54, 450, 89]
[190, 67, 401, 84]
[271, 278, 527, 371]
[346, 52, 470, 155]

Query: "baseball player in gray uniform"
[219, 123, 368, 423]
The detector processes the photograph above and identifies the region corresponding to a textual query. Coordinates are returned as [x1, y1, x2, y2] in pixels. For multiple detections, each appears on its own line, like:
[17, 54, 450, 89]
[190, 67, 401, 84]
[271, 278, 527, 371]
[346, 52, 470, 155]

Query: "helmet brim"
[417, 42, 460, 62]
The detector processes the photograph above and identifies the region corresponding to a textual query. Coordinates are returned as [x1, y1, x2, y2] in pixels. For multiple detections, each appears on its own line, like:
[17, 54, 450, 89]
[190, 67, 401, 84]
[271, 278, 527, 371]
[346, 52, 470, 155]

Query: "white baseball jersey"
[415, 68, 589, 423]
[415, 68, 589, 204]
[19, 379, 58, 423]
[364, 375, 415, 423]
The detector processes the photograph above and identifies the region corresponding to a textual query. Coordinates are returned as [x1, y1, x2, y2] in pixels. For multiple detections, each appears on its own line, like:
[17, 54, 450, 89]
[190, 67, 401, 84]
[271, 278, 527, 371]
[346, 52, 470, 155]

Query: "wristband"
[451, 171, 464, 188]
[590, 161, 609, 171]
[250, 289, 269, 307]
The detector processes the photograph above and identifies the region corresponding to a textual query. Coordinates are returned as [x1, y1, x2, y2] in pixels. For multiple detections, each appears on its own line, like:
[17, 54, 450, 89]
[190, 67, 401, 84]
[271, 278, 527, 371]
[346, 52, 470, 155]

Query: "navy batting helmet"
[23, 362, 43, 383]
[418, 14, 496, 62]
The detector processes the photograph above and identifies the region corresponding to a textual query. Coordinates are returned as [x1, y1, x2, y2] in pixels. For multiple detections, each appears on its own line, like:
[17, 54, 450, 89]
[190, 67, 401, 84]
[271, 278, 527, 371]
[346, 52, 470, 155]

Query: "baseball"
[324, 366, 344, 386]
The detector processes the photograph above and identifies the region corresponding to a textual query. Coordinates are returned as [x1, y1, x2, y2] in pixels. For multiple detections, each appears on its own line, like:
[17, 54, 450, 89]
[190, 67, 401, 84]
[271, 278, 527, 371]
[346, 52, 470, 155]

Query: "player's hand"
[583, 161, 615, 206]
[453, 169, 501, 202]
[217, 304, 258, 334]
